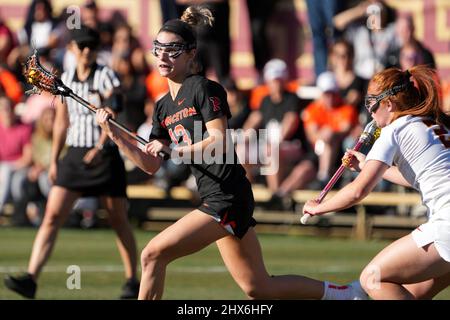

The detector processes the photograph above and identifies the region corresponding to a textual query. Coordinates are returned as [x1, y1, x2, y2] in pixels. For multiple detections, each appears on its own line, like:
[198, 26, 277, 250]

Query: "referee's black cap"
[71, 25, 100, 47]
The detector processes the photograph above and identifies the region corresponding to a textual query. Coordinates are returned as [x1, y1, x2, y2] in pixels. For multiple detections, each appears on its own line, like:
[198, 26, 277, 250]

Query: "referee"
[4, 25, 139, 299]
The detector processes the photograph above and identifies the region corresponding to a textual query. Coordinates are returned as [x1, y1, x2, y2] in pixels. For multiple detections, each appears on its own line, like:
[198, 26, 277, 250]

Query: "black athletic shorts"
[198, 178, 256, 239]
[55, 146, 127, 197]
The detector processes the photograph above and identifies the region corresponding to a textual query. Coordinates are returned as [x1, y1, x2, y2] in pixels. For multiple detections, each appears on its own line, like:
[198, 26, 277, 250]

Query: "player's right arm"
[346, 149, 412, 188]
[49, 98, 70, 183]
[96, 108, 164, 175]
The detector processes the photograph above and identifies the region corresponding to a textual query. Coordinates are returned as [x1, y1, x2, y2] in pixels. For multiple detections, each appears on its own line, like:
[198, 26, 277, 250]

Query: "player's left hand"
[143, 140, 170, 158]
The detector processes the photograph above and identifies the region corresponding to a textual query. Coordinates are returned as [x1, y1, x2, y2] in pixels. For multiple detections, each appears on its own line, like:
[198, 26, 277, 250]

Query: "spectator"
[81, 0, 99, 30]
[115, 52, 148, 132]
[246, 0, 275, 74]
[49, 7, 74, 72]
[328, 39, 366, 109]
[111, 24, 133, 71]
[7, 0, 56, 79]
[399, 43, 425, 71]
[334, 0, 397, 80]
[248, 79, 299, 111]
[243, 59, 311, 198]
[385, 14, 435, 70]
[222, 78, 251, 130]
[111, 23, 149, 76]
[328, 39, 368, 161]
[306, 0, 341, 80]
[96, 22, 115, 67]
[15, 107, 55, 226]
[0, 97, 33, 219]
[17, 0, 56, 49]
[303, 71, 358, 187]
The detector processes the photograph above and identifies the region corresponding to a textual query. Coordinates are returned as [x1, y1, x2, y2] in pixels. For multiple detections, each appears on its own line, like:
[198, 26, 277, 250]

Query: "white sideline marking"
[0, 265, 356, 274]
[0, 265, 228, 274]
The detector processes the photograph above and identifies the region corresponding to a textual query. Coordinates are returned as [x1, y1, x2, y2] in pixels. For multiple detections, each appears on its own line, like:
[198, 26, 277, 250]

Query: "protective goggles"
[364, 83, 409, 113]
[152, 40, 195, 59]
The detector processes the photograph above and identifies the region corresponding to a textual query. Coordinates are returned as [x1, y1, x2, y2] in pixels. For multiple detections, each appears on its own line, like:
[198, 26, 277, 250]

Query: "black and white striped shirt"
[61, 64, 120, 148]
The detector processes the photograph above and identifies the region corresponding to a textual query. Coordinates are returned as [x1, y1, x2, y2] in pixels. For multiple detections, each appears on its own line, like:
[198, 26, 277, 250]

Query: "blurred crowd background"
[0, 0, 448, 227]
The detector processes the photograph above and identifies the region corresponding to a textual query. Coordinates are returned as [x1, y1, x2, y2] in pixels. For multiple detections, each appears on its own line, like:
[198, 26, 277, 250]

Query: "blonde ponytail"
[181, 6, 214, 28]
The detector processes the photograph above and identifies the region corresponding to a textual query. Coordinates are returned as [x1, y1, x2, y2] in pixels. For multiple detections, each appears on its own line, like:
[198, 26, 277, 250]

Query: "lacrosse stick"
[300, 119, 381, 224]
[23, 50, 170, 160]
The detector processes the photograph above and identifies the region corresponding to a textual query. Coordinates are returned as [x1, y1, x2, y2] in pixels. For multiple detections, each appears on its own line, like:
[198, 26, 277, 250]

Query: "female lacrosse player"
[303, 66, 450, 299]
[96, 6, 366, 300]
[4, 25, 139, 299]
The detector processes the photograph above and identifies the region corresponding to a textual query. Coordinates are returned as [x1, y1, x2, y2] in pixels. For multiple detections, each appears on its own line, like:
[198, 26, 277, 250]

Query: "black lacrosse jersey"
[150, 74, 248, 201]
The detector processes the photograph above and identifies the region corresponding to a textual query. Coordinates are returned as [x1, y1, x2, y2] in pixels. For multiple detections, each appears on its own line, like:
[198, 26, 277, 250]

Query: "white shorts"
[412, 212, 450, 262]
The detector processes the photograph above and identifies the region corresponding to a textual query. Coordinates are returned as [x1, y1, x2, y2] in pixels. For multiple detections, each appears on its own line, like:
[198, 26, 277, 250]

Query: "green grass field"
[0, 227, 449, 300]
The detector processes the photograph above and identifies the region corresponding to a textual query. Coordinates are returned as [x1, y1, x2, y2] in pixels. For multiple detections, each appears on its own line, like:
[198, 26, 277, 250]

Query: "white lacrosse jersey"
[366, 115, 450, 218]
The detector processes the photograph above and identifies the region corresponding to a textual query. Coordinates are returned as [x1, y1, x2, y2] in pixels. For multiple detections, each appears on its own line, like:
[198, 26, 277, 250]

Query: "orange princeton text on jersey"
[161, 107, 198, 127]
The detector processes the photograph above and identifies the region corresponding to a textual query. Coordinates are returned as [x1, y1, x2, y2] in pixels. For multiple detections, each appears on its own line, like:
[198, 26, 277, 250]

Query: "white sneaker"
[349, 280, 370, 300]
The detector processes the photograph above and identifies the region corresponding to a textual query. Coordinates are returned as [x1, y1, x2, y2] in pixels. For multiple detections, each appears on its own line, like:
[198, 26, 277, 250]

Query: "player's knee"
[140, 242, 167, 270]
[359, 266, 377, 295]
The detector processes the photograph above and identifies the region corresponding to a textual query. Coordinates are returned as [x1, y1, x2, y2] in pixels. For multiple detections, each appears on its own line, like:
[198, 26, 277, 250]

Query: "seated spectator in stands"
[0, 97, 33, 219]
[242, 59, 312, 200]
[17, 0, 56, 50]
[398, 43, 426, 71]
[222, 78, 251, 130]
[115, 52, 147, 132]
[329, 40, 366, 109]
[7, 0, 56, 79]
[48, 7, 73, 71]
[334, 0, 397, 80]
[248, 78, 299, 111]
[385, 14, 435, 70]
[111, 23, 149, 77]
[329, 39, 368, 165]
[303, 71, 358, 187]
[95, 22, 114, 67]
[111, 24, 133, 72]
[16, 107, 55, 226]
